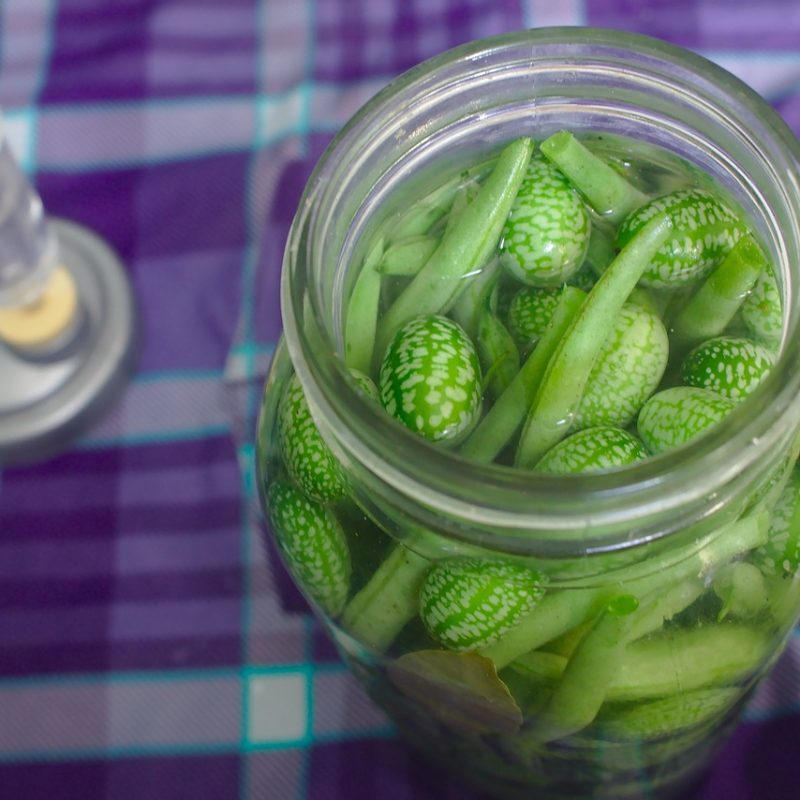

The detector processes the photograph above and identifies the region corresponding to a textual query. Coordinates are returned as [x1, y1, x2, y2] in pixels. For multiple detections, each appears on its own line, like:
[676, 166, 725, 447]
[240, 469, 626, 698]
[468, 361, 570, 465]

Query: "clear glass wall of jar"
[256, 28, 800, 800]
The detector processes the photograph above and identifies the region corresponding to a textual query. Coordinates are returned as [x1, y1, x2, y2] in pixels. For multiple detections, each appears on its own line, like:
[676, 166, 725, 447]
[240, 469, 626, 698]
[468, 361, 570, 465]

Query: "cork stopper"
[0, 265, 80, 350]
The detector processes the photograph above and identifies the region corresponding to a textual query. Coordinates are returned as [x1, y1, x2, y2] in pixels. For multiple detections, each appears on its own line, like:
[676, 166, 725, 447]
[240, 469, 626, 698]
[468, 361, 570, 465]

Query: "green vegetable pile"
[263, 131, 800, 798]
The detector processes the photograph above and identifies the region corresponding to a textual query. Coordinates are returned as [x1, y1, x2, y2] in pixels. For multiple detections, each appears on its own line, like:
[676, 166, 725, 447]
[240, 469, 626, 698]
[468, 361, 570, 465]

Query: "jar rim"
[280, 27, 800, 555]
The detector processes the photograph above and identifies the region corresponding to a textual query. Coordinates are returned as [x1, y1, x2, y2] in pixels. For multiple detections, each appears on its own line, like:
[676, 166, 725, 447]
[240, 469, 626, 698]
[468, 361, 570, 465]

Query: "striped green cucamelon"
[268, 482, 351, 616]
[573, 303, 669, 431]
[753, 465, 800, 577]
[534, 427, 649, 475]
[278, 373, 346, 504]
[681, 336, 773, 401]
[506, 286, 561, 351]
[637, 386, 736, 454]
[379, 314, 482, 445]
[741, 265, 783, 346]
[420, 558, 547, 651]
[616, 188, 743, 289]
[500, 153, 590, 287]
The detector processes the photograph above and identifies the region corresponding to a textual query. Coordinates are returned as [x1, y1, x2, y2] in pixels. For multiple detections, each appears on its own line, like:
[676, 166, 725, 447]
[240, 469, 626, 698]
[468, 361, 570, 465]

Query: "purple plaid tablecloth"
[2, 2, 800, 798]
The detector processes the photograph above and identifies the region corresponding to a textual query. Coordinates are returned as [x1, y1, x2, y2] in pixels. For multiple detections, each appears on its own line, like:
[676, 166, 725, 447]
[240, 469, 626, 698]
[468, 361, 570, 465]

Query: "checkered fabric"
[1, 1, 800, 798]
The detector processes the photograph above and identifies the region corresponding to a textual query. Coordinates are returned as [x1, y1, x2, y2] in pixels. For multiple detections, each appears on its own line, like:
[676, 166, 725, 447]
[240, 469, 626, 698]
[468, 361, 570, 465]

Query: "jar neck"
[282, 28, 800, 557]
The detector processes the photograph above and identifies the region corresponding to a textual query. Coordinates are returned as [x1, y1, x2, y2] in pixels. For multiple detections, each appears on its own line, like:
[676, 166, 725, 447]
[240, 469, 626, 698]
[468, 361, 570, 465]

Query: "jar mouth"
[281, 27, 800, 555]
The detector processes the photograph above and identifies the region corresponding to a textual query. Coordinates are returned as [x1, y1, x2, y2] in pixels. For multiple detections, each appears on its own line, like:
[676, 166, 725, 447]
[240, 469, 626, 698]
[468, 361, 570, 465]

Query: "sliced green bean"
[340, 543, 430, 652]
[540, 131, 647, 224]
[670, 234, 767, 352]
[515, 212, 673, 468]
[628, 578, 705, 641]
[378, 235, 439, 277]
[584, 220, 617, 276]
[388, 159, 495, 242]
[607, 624, 769, 701]
[344, 237, 385, 373]
[713, 562, 769, 621]
[375, 137, 534, 357]
[477, 307, 520, 400]
[529, 596, 637, 742]
[598, 688, 740, 740]
[443, 181, 480, 238]
[460, 287, 586, 463]
[506, 650, 568, 683]
[479, 587, 602, 669]
[449, 257, 501, 340]
[483, 512, 767, 669]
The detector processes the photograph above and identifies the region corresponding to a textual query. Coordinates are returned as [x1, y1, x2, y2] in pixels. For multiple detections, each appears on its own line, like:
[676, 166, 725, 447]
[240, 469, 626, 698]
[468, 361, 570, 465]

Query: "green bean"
[482, 512, 767, 669]
[443, 181, 480, 238]
[378, 235, 439, 276]
[584, 220, 618, 276]
[506, 650, 568, 684]
[598, 688, 740, 740]
[515, 212, 673, 468]
[670, 234, 767, 352]
[460, 286, 586, 464]
[607, 624, 769, 701]
[341, 543, 431, 651]
[477, 306, 520, 400]
[540, 131, 647, 224]
[628, 578, 705, 641]
[375, 137, 534, 357]
[479, 588, 602, 669]
[344, 236, 385, 373]
[449, 257, 501, 340]
[713, 562, 769, 621]
[528, 596, 638, 742]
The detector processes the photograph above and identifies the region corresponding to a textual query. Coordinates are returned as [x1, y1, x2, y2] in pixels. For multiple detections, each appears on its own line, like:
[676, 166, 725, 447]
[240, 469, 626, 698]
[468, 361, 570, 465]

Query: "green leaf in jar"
[419, 558, 547, 651]
[616, 188, 744, 289]
[387, 649, 524, 735]
[534, 426, 648, 475]
[636, 386, 736, 454]
[681, 336, 773, 402]
[379, 314, 482, 445]
[573, 302, 669, 431]
[278, 374, 346, 504]
[267, 481, 351, 616]
[500, 153, 591, 287]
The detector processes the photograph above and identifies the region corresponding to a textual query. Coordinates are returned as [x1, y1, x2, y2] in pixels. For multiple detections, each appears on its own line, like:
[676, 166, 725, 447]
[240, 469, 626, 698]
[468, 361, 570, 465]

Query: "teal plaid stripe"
[2, 2, 800, 799]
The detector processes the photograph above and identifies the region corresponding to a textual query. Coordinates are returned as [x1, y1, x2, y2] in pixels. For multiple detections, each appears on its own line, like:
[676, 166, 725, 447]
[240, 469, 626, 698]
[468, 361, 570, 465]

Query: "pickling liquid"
[258, 132, 800, 800]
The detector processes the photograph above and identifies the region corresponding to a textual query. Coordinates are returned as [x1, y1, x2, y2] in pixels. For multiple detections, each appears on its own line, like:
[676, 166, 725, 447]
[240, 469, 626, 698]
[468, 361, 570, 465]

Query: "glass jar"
[256, 27, 800, 800]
